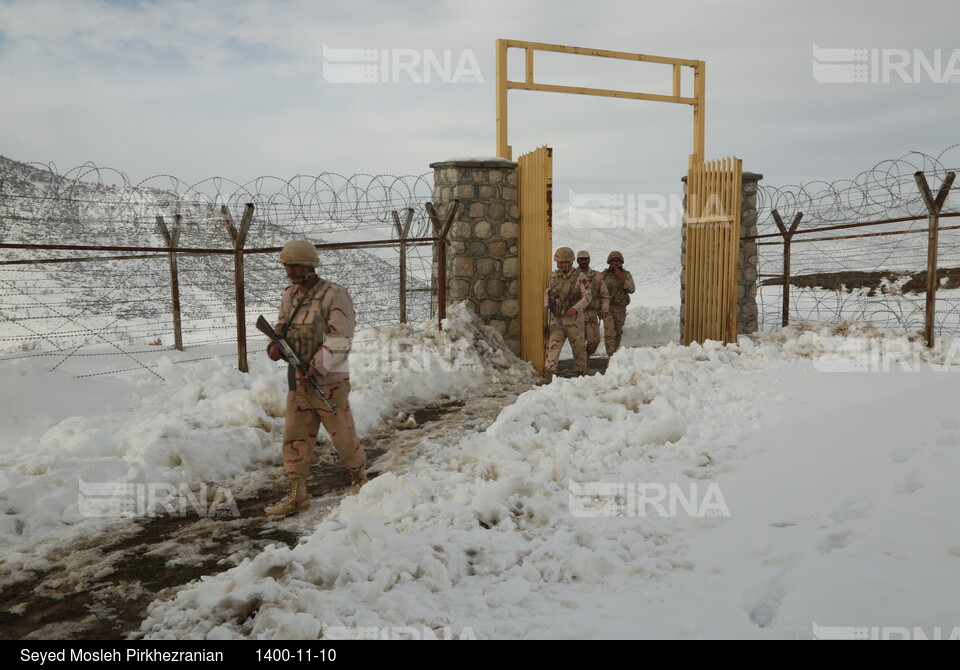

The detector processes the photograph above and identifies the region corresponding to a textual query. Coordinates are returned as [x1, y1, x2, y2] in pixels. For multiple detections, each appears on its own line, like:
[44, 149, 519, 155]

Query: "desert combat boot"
[348, 464, 368, 495]
[265, 475, 310, 516]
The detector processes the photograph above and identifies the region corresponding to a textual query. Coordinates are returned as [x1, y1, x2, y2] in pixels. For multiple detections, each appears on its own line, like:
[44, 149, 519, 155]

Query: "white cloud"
[1, 0, 959, 190]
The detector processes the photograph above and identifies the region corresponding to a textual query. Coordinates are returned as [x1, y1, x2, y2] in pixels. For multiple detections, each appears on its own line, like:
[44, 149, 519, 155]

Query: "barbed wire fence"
[751, 144, 960, 339]
[0, 156, 440, 378]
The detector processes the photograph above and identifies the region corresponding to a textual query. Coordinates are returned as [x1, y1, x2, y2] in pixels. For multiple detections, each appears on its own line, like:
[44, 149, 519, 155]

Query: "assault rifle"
[256, 315, 338, 415]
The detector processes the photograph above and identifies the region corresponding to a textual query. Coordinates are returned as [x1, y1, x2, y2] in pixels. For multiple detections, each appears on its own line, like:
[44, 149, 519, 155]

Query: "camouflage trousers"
[283, 378, 366, 478]
[603, 307, 628, 356]
[545, 313, 587, 374]
[583, 310, 602, 357]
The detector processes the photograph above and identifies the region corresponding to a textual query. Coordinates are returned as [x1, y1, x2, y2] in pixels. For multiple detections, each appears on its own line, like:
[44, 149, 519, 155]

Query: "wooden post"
[221, 203, 254, 372]
[915, 171, 956, 347]
[772, 210, 803, 327]
[692, 61, 705, 165]
[155, 214, 184, 350]
[496, 39, 511, 159]
[392, 208, 414, 324]
[425, 200, 460, 330]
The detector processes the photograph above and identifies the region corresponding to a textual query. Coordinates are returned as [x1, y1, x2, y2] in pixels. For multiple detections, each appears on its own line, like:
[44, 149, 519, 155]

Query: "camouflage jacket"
[602, 268, 636, 307]
[545, 268, 591, 317]
[276, 276, 356, 386]
[579, 268, 610, 314]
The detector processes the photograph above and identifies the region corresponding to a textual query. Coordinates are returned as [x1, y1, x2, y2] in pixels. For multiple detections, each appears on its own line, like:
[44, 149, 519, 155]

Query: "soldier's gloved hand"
[267, 342, 282, 361]
[564, 308, 576, 317]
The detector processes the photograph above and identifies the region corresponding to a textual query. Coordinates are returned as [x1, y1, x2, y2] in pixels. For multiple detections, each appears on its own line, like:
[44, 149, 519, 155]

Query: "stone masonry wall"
[738, 173, 762, 334]
[680, 172, 763, 338]
[430, 159, 521, 356]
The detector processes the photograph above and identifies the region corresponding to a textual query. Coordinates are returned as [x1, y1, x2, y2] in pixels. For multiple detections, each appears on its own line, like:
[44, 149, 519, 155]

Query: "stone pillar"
[738, 173, 762, 335]
[430, 158, 521, 356]
[680, 171, 763, 339]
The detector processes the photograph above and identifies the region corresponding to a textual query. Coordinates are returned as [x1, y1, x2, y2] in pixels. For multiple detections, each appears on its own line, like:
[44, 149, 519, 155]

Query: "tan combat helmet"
[554, 247, 575, 262]
[607, 250, 624, 263]
[279, 240, 320, 268]
[576, 250, 590, 261]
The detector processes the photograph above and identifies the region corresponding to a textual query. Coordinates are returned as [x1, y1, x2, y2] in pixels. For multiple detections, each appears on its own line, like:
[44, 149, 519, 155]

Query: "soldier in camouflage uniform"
[265, 240, 367, 516]
[576, 250, 610, 359]
[601, 250, 636, 357]
[544, 247, 592, 377]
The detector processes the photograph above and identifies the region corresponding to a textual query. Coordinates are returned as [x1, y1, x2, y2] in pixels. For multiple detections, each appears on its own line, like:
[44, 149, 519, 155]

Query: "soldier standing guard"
[544, 246, 592, 378]
[576, 250, 610, 359]
[602, 250, 636, 356]
[265, 240, 367, 516]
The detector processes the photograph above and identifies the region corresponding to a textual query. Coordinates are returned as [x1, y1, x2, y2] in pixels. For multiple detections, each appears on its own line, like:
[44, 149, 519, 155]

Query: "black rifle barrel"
[256, 315, 338, 415]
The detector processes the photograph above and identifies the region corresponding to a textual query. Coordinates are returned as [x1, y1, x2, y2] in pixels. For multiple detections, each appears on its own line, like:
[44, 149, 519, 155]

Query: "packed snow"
[0, 302, 534, 576]
[2, 256, 959, 639]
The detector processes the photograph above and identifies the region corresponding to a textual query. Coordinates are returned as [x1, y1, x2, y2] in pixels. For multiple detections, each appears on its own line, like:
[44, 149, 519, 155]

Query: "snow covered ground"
[3, 261, 960, 639]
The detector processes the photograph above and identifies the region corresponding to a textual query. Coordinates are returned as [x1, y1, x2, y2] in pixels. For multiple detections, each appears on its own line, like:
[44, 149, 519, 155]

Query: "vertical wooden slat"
[718, 158, 729, 341]
[708, 160, 715, 341]
[496, 39, 511, 159]
[701, 217, 710, 343]
[720, 159, 728, 340]
[519, 145, 552, 373]
[707, 218, 723, 340]
[685, 157, 698, 345]
[692, 62, 705, 164]
[693, 159, 704, 344]
[696, 159, 705, 344]
[700, 160, 709, 343]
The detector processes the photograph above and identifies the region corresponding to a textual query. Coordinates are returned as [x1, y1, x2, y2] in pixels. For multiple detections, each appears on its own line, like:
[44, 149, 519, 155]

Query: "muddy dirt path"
[0, 377, 544, 640]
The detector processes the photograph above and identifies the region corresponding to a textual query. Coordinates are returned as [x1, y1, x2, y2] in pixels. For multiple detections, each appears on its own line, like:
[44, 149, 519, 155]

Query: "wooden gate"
[683, 155, 742, 345]
[518, 145, 553, 373]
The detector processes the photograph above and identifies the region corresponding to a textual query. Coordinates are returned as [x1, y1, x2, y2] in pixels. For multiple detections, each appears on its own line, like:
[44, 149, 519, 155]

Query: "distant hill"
[552, 200, 681, 286]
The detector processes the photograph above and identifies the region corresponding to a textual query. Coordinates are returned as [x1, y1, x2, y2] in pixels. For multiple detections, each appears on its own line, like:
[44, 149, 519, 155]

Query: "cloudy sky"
[1, 0, 959, 203]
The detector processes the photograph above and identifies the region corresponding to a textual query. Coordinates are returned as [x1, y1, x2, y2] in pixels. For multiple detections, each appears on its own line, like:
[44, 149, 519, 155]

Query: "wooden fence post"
[220, 203, 254, 372]
[915, 171, 956, 348]
[425, 200, 460, 330]
[772, 210, 803, 327]
[155, 214, 184, 350]
[391, 208, 414, 324]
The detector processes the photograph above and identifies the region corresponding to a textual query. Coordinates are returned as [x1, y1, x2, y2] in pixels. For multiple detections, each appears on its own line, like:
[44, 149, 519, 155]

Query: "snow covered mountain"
[0, 156, 433, 353]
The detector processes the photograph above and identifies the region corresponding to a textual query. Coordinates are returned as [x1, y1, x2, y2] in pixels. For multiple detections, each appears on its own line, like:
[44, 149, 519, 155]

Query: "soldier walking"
[576, 250, 610, 359]
[265, 240, 367, 516]
[544, 246, 591, 377]
[601, 250, 636, 357]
